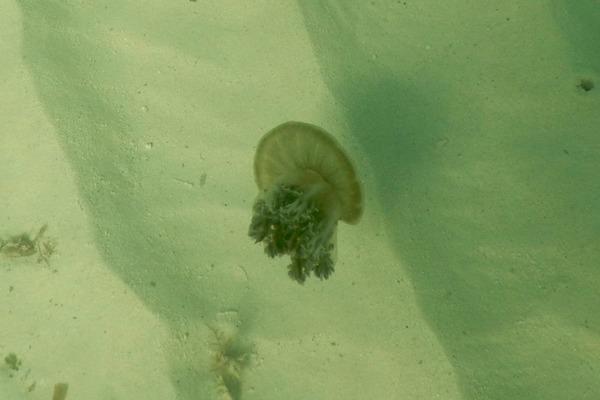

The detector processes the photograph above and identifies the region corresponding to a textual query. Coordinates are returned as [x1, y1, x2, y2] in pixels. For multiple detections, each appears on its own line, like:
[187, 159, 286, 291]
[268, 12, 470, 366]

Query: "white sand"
[1, 1, 598, 400]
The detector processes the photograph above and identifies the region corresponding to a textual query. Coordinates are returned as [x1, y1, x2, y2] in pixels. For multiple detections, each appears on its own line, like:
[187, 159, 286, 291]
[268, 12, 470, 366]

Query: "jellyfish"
[249, 121, 363, 283]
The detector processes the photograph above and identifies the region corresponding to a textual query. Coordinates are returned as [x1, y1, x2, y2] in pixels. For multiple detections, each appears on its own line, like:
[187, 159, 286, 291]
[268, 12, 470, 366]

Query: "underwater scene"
[1, 1, 599, 399]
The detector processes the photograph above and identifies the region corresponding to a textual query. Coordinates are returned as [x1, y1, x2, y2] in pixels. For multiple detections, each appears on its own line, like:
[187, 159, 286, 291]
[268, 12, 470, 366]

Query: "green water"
[2, 1, 599, 399]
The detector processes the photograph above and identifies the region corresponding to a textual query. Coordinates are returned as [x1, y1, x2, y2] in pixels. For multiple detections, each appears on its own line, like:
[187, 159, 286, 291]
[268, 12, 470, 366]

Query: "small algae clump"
[0, 225, 55, 265]
[207, 322, 253, 400]
[4, 352, 21, 371]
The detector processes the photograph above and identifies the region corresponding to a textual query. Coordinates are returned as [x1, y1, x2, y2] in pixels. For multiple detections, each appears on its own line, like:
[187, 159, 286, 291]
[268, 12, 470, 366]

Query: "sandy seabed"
[1, 1, 599, 399]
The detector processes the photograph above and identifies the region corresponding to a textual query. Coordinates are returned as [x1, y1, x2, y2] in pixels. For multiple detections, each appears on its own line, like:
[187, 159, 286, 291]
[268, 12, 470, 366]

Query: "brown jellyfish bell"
[248, 121, 363, 283]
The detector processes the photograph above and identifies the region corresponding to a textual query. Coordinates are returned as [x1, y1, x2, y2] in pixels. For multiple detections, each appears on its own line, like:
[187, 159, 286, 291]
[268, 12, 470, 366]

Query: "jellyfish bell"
[249, 121, 363, 283]
[254, 121, 363, 224]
